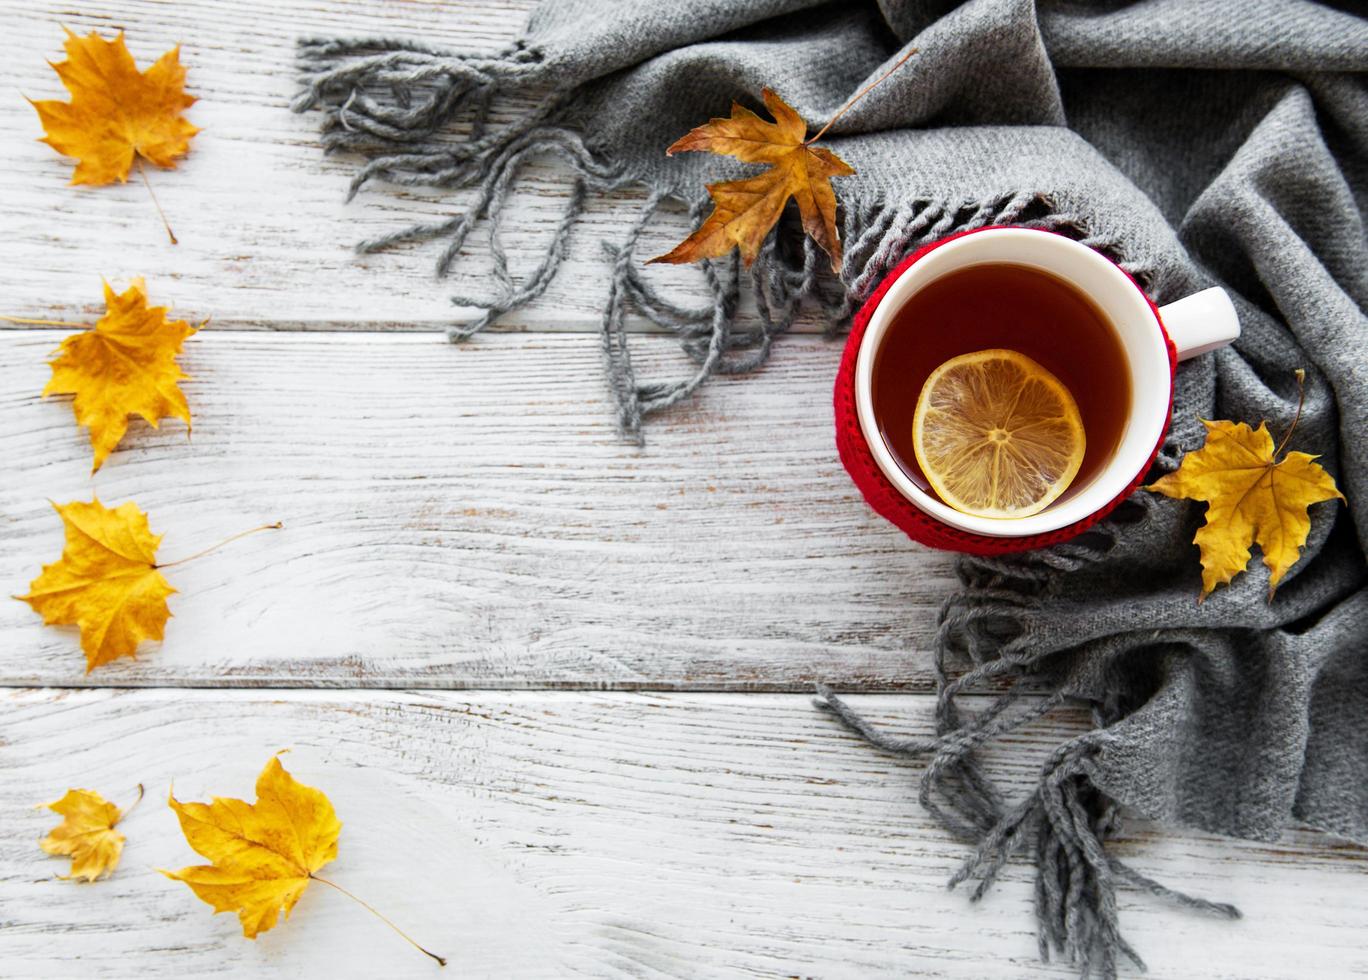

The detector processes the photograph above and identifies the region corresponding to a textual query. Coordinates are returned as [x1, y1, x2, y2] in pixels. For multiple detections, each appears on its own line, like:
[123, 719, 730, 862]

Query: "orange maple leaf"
[30, 28, 198, 186]
[162, 754, 445, 964]
[1147, 419, 1342, 600]
[16, 498, 175, 672]
[43, 279, 196, 473]
[162, 756, 342, 939]
[649, 88, 855, 273]
[38, 786, 142, 882]
[1146, 371, 1344, 599]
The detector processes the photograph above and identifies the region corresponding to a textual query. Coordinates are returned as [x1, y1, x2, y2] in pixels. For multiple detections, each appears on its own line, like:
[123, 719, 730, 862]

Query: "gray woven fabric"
[295, 2, 1368, 974]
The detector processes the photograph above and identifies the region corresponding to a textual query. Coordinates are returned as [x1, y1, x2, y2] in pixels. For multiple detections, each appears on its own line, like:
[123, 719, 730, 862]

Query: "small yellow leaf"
[649, 88, 854, 273]
[161, 756, 341, 939]
[39, 788, 126, 881]
[43, 280, 195, 472]
[1147, 418, 1343, 599]
[16, 498, 175, 671]
[30, 28, 198, 186]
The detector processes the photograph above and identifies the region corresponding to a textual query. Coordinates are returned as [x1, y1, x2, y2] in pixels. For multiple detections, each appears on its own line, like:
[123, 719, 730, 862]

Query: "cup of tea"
[835, 226, 1241, 553]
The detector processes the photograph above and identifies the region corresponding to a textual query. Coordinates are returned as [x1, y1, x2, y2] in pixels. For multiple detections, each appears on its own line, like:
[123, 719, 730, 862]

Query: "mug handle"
[1157, 286, 1241, 361]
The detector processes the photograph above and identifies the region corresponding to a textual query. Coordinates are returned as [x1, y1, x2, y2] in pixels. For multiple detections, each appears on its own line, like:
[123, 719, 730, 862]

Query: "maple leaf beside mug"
[834, 227, 1241, 555]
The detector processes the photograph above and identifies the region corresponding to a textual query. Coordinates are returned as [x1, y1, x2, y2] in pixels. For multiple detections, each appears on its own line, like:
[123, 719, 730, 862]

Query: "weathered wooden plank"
[0, 0, 817, 334]
[0, 330, 958, 689]
[2, 689, 1364, 980]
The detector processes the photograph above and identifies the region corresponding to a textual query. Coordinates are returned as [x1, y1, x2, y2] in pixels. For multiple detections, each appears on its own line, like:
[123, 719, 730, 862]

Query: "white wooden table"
[2, 2, 1364, 977]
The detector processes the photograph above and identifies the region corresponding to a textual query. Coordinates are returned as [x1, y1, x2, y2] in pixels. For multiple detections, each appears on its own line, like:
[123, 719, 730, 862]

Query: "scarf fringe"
[292, 39, 1147, 442]
[293, 33, 836, 441]
[814, 499, 1241, 980]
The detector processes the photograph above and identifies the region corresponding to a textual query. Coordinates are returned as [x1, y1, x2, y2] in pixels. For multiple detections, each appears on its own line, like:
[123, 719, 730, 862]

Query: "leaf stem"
[1273, 368, 1307, 460]
[135, 157, 178, 245]
[311, 874, 447, 967]
[0, 315, 88, 327]
[156, 522, 283, 570]
[806, 46, 918, 146]
[119, 784, 146, 822]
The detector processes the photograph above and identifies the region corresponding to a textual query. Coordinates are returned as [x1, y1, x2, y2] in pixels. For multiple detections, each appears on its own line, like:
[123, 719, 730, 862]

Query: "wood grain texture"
[3, 689, 1365, 980]
[1, 330, 958, 689]
[0, 0, 811, 334]
[6, 0, 1364, 974]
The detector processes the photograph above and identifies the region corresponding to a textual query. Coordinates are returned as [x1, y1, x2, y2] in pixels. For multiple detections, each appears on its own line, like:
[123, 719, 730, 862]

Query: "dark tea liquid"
[872, 262, 1131, 507]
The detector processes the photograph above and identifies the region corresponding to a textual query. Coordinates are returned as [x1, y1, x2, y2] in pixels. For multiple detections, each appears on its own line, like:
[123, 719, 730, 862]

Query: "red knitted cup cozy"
[833, 227, 1178, 556]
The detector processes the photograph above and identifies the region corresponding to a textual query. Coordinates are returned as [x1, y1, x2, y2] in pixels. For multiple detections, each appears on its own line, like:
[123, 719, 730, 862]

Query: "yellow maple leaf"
[1147, 404, 1343, 599]
[39, 787, 134, 881]
[649, 88, 855, 273]
[161, 756, 342, 939]
[15, 498, 175, 671]
[30, 28, 198, 186]
[43, 279, 195, 473]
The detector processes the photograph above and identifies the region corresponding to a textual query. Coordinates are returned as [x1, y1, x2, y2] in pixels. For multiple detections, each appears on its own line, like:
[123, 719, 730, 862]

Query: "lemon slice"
[912, 349, 1085, 519]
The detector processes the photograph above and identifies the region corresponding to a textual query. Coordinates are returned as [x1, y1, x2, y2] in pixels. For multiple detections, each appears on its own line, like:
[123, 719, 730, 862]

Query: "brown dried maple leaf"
[650, 88, 855, 273]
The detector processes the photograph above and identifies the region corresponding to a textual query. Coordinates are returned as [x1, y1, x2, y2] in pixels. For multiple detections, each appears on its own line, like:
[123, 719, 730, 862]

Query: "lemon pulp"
[911, 348, 1086, 519]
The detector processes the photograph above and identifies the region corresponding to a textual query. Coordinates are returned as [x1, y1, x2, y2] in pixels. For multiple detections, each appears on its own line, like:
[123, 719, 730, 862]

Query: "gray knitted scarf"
[293, 2, 1368, 975]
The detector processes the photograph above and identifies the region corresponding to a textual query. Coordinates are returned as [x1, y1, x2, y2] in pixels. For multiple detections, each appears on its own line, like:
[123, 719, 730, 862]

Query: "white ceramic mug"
[853, 227, 1241, 538]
